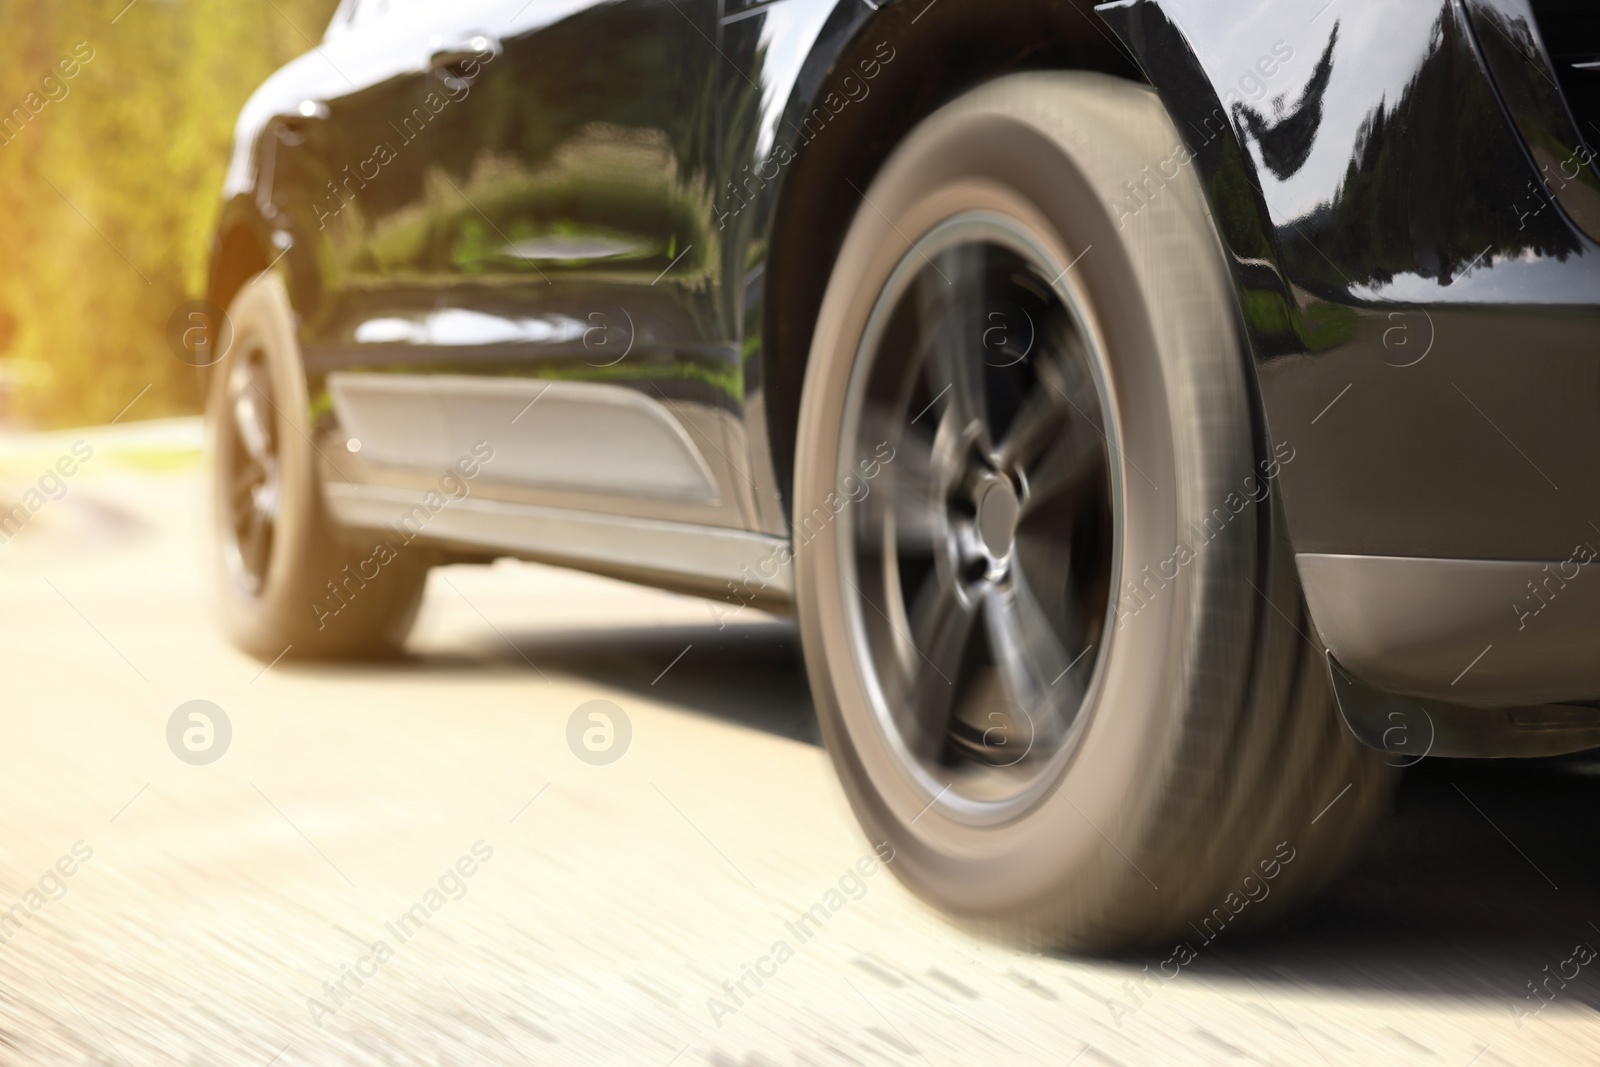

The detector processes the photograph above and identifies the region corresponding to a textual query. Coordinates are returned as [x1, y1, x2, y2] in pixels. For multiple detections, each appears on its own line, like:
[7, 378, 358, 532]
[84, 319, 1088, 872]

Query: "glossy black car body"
[207, 0, 1600, 754]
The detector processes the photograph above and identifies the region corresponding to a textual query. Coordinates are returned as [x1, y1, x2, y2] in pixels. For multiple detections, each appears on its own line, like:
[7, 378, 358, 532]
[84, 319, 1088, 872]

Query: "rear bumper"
[1299, 552, 1600, 706]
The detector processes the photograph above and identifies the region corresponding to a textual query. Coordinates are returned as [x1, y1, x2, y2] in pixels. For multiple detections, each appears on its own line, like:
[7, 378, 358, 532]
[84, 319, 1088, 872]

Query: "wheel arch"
[206, 204, 274, 321]
[759, 0, 1144, 518]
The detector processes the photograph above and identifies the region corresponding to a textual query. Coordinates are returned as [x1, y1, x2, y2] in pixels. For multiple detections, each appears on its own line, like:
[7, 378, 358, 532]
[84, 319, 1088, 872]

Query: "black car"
[200, 0, 1600, 951]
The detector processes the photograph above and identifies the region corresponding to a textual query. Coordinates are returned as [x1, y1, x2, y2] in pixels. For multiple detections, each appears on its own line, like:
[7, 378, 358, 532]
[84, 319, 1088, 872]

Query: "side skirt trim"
[326, 483, 794, 604]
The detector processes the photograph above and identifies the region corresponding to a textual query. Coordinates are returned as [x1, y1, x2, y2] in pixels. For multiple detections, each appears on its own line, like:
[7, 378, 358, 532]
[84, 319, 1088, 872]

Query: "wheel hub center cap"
[974, 474, 1019, 560]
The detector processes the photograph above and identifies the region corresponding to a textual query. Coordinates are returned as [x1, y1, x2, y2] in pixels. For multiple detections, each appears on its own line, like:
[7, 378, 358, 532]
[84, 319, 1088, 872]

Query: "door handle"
[427, 33, 500, 73]
[274, 100, 327, 144]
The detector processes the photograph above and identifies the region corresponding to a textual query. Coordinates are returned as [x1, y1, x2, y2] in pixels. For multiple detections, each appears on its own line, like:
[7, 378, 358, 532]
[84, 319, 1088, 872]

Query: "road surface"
[0, 419, 1596, 1066]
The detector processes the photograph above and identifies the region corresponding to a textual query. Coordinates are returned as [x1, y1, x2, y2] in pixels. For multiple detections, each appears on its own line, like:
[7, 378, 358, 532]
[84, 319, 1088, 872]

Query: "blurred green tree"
[0, 0, 339, 427]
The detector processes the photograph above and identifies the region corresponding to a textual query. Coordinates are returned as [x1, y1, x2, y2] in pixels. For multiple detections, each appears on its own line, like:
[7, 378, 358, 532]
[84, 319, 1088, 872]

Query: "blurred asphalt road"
[0, 419, 1597, 1066]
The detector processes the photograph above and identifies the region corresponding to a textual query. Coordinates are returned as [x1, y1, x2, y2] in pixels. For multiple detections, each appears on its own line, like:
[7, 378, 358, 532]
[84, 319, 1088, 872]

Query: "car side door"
[318, 0, 758, 532]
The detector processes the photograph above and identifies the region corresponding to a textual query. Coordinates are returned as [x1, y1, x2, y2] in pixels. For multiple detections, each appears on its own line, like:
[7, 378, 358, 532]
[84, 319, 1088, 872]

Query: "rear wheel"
[793, 72, 1394, 951]
[205, 273, 428, 661]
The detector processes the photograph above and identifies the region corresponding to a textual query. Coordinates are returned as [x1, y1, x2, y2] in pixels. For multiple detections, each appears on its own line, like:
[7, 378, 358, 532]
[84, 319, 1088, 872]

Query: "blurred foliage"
[1288, 7, 1579, 293]
[0, 0, 338, 428]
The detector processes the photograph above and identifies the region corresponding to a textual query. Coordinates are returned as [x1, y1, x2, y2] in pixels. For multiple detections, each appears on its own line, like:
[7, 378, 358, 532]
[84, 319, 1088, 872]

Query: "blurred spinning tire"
[204, 272, 428, 661]
[792, 72, 1394, 951]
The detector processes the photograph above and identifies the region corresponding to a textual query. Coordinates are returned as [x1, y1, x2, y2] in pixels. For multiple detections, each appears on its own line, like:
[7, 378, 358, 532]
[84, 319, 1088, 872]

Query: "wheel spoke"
[896, 571, 981, 758]
[221, 351, 282, 593]
[1001, 337, 1107, 525]
[997, 380, 1067, 472]
[853, 402, 939, 540]
[884, 424, 940, 551]
[238, 503, 272, 584]
[229, 365, 275, 464]
[230, 461, 262, 509]
[1011, 533, 1073, 631]
[256, 466, 280, 521]
[982, 578, 1081, 753]
[1017, 410, 1103, 523]
[915, 247, 989, 447]
[1014, 540, 1096, 700]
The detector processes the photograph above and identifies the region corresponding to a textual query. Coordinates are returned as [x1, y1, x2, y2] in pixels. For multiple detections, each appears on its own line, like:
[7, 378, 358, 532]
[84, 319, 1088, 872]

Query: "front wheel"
[792, 73, 1393, 951]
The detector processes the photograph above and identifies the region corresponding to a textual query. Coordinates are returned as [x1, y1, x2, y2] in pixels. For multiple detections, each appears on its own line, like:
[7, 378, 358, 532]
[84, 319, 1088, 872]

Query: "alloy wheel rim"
[221, 346, 280, 597]
[835, 211, 1122, 824]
